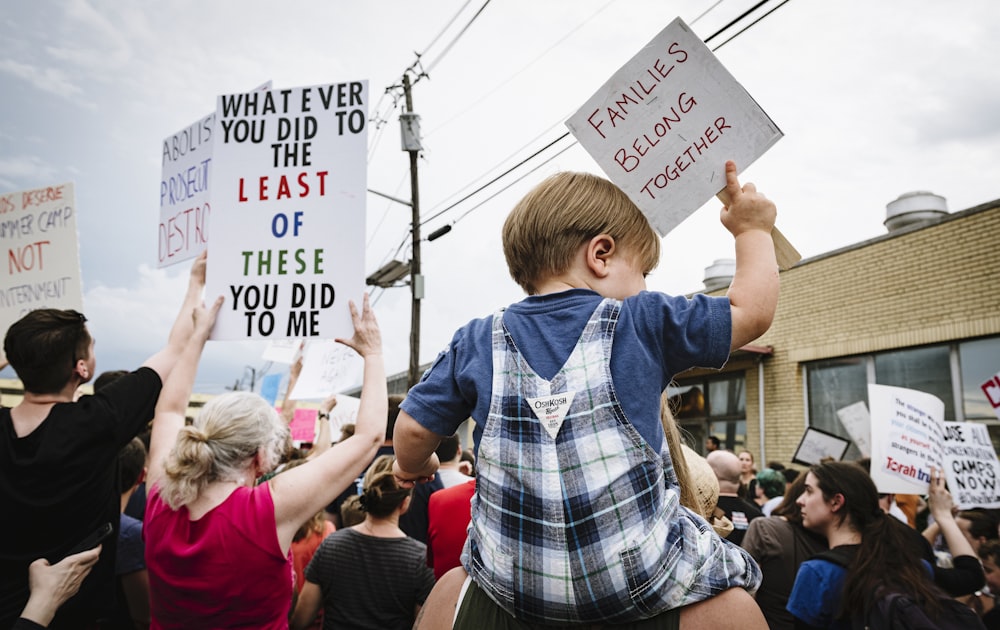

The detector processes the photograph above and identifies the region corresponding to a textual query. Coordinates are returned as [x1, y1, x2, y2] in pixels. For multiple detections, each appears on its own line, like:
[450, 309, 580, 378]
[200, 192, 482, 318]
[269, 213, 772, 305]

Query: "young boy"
[394, 161, 778, 625]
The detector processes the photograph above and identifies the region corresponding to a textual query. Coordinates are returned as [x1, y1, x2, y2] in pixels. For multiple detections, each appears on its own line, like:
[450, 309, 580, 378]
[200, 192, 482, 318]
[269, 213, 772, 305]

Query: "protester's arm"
[146, 294, 223, 489]
[306, 395, 337, 460]
[19, 547, 102, 627]
[718, 161, 779, 351]
[289, 580, 323, 630]
[270, 295, 387, 552]
[141, 252, 208, 381]
[392, 411, 442, 485]
[279, 355, 303, 425]
[927, 467, 984, 596]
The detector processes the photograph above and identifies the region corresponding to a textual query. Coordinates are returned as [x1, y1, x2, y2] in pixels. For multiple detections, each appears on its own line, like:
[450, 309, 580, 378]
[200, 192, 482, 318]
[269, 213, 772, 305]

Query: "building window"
[670, 374, 746, 454]
[806, 358, 867, 461]
[804, 336, 1000, 453]
[874, 345, 954, 419]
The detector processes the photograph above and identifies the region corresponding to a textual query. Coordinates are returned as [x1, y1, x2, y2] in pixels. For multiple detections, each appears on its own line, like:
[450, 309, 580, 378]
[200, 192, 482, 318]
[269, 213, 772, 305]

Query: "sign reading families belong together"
[566, 17, 783, 236]
[206, 81, 369, 341]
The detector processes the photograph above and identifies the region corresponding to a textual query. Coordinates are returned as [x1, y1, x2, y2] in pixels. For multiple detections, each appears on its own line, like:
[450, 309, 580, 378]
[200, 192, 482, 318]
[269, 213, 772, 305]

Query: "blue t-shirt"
[116, 513, 145, 575]
[402, 288, 731, 452]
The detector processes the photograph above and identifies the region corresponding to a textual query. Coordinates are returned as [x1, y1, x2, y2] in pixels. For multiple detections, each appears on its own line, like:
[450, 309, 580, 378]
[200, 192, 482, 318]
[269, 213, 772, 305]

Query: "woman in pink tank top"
[143, 295, 387, 629]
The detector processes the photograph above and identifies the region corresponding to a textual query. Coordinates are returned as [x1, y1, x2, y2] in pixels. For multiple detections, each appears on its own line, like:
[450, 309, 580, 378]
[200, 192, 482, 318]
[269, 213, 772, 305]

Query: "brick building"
[673, 193, 1000, 467]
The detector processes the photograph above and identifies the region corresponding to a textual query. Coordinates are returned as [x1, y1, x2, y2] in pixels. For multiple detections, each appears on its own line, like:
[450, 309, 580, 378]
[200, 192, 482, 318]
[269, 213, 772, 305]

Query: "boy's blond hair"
[502, 172, 660, 295]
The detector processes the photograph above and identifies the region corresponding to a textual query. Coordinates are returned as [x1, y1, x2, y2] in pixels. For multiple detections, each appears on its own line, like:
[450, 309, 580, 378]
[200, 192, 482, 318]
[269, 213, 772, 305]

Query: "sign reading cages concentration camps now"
[205, 81, 368, 341]
[0, 183, 84, 344]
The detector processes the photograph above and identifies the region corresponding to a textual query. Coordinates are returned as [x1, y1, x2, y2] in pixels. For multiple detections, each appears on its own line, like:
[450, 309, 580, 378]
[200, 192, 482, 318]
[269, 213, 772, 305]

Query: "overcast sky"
[2, 0, 999, 394]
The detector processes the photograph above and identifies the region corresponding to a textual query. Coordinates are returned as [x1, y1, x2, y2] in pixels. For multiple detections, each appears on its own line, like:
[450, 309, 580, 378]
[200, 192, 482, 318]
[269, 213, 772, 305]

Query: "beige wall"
[728, 202, 1000, 464]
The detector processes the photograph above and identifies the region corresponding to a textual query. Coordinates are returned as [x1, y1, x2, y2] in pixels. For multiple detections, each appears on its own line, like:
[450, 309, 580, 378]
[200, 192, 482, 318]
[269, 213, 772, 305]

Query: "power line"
[711, 0, 792, 51]
[704, 0, 771, 43]
[424, 0, 620, 138]
[419, 132, 572, 226]
[417, 0, 785, 231]
[447, 140, 579, 228]
[420, 0, 493, 78]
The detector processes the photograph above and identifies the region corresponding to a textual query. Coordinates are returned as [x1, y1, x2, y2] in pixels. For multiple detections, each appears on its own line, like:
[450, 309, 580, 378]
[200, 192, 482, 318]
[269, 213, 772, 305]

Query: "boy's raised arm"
[718, 161, 780, 351]
[392, 411, 442, 485]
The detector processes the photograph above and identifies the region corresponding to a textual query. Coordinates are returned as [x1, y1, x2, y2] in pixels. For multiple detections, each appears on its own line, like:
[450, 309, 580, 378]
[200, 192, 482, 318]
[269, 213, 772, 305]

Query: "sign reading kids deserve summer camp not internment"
[566, 17, 783, 237]
[205, 81, 368, 340]
[0, 183, 84, 341]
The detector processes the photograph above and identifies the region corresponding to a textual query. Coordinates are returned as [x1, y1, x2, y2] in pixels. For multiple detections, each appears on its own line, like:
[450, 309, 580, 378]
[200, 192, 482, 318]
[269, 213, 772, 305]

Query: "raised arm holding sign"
[566, 17, 800, 269]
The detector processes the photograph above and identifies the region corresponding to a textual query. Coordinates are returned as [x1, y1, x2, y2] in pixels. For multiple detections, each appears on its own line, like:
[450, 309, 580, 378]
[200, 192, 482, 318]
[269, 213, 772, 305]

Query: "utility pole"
[400, 74, 423, 389]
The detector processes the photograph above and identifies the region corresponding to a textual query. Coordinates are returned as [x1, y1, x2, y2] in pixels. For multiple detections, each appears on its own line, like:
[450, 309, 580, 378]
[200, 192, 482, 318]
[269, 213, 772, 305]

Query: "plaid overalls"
[463, 298, 760, 624]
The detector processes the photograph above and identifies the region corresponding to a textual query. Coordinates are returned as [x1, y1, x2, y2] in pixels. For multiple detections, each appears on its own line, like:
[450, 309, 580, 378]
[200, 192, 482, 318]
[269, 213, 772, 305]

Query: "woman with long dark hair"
[787, 462, 981, 629]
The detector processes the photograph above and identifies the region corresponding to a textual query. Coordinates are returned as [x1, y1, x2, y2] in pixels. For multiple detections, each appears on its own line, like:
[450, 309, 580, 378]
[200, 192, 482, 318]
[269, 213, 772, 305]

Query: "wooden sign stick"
[716, 188, 801, 271]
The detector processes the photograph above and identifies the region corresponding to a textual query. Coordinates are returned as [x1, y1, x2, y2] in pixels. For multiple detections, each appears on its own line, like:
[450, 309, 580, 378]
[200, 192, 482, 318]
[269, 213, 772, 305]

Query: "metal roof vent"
[703, 258, 735, 292]
[885, 191, 948, 232]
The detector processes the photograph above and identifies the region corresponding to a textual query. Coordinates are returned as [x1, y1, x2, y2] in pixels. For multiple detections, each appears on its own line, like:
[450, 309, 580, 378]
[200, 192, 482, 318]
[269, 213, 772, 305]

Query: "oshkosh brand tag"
[527, 392, 576, 439]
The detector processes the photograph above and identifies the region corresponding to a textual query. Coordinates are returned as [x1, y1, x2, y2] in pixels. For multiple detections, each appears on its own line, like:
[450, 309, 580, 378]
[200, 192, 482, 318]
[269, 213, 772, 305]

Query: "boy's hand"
[717, 160, 776, 238]
[335, 293, 382, 358]
[392, 457, 439, 489]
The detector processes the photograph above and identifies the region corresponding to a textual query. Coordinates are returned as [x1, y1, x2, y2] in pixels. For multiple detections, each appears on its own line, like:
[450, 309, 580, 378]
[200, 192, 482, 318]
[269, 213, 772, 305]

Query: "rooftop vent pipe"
[885, 191, 948, 232]
[703, 258, 735, 292]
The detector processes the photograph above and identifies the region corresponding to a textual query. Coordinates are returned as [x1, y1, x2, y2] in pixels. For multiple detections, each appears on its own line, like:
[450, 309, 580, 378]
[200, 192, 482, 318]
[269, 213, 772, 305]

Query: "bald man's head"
[707, 450, 742, 493]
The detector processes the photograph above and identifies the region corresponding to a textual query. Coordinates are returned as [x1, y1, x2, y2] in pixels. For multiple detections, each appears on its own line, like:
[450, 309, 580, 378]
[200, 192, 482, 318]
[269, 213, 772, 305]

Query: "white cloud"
[0, 59, 86, 101]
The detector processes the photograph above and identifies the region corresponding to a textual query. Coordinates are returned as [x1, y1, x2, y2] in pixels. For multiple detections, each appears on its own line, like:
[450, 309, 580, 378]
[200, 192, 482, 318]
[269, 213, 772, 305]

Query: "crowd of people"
[0, 162, 995, 629]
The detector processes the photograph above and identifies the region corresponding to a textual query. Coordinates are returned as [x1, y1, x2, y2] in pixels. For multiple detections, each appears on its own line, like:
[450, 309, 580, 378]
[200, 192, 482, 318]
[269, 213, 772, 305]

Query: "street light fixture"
[365, 259, 411, 288]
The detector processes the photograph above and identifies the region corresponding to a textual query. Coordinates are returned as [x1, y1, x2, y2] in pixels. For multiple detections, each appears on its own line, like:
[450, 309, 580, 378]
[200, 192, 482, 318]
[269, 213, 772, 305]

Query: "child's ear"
[586, 234, 617, 277]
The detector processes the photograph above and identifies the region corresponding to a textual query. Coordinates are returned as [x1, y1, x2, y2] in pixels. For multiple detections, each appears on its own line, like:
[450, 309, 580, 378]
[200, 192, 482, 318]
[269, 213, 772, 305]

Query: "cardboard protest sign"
[0, 183, 84, 346]
[836, 401, 872, 457]
[159, 113, 213, 266]
[288, 339, 363, 400]
[868, 384, 944, 494]
[942, 421, 1000, 509]
[566, 17, 794, 266]
[206, 81, 368, 340]
[982, 372, 1000, 421]
[792, 427, 851, 467]
[158, 81, 272, 267]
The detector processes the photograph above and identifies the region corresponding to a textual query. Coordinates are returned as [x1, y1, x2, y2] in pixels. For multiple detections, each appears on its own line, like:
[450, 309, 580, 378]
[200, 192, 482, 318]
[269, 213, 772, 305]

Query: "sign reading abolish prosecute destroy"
[0, 183, 84, 341]
[158, 81, 272, 268]
[566, 17, 782, 237]
[206, 81, 368, 340]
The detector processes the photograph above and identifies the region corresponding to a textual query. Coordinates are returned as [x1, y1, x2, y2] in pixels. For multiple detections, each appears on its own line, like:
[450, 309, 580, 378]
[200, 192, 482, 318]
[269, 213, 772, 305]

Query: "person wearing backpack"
[786, 462, 985, 630]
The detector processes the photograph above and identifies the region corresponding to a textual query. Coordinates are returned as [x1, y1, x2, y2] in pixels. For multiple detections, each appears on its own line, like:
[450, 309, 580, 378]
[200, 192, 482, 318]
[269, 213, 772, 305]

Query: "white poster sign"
[289, 339, 363, 400]
[942, 421, 1000, 509]
[0, 183, 84, 341]
[262, 338, 303, 364]
[981, 372, 1000, 421]
[836, 401, 871, 457]
[566, 17, 782, 236]
[868, 384, 944, 494]
[158, 81, 272, 268]
[206, 81, 368, 340]
[158, 113, 213, 267]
